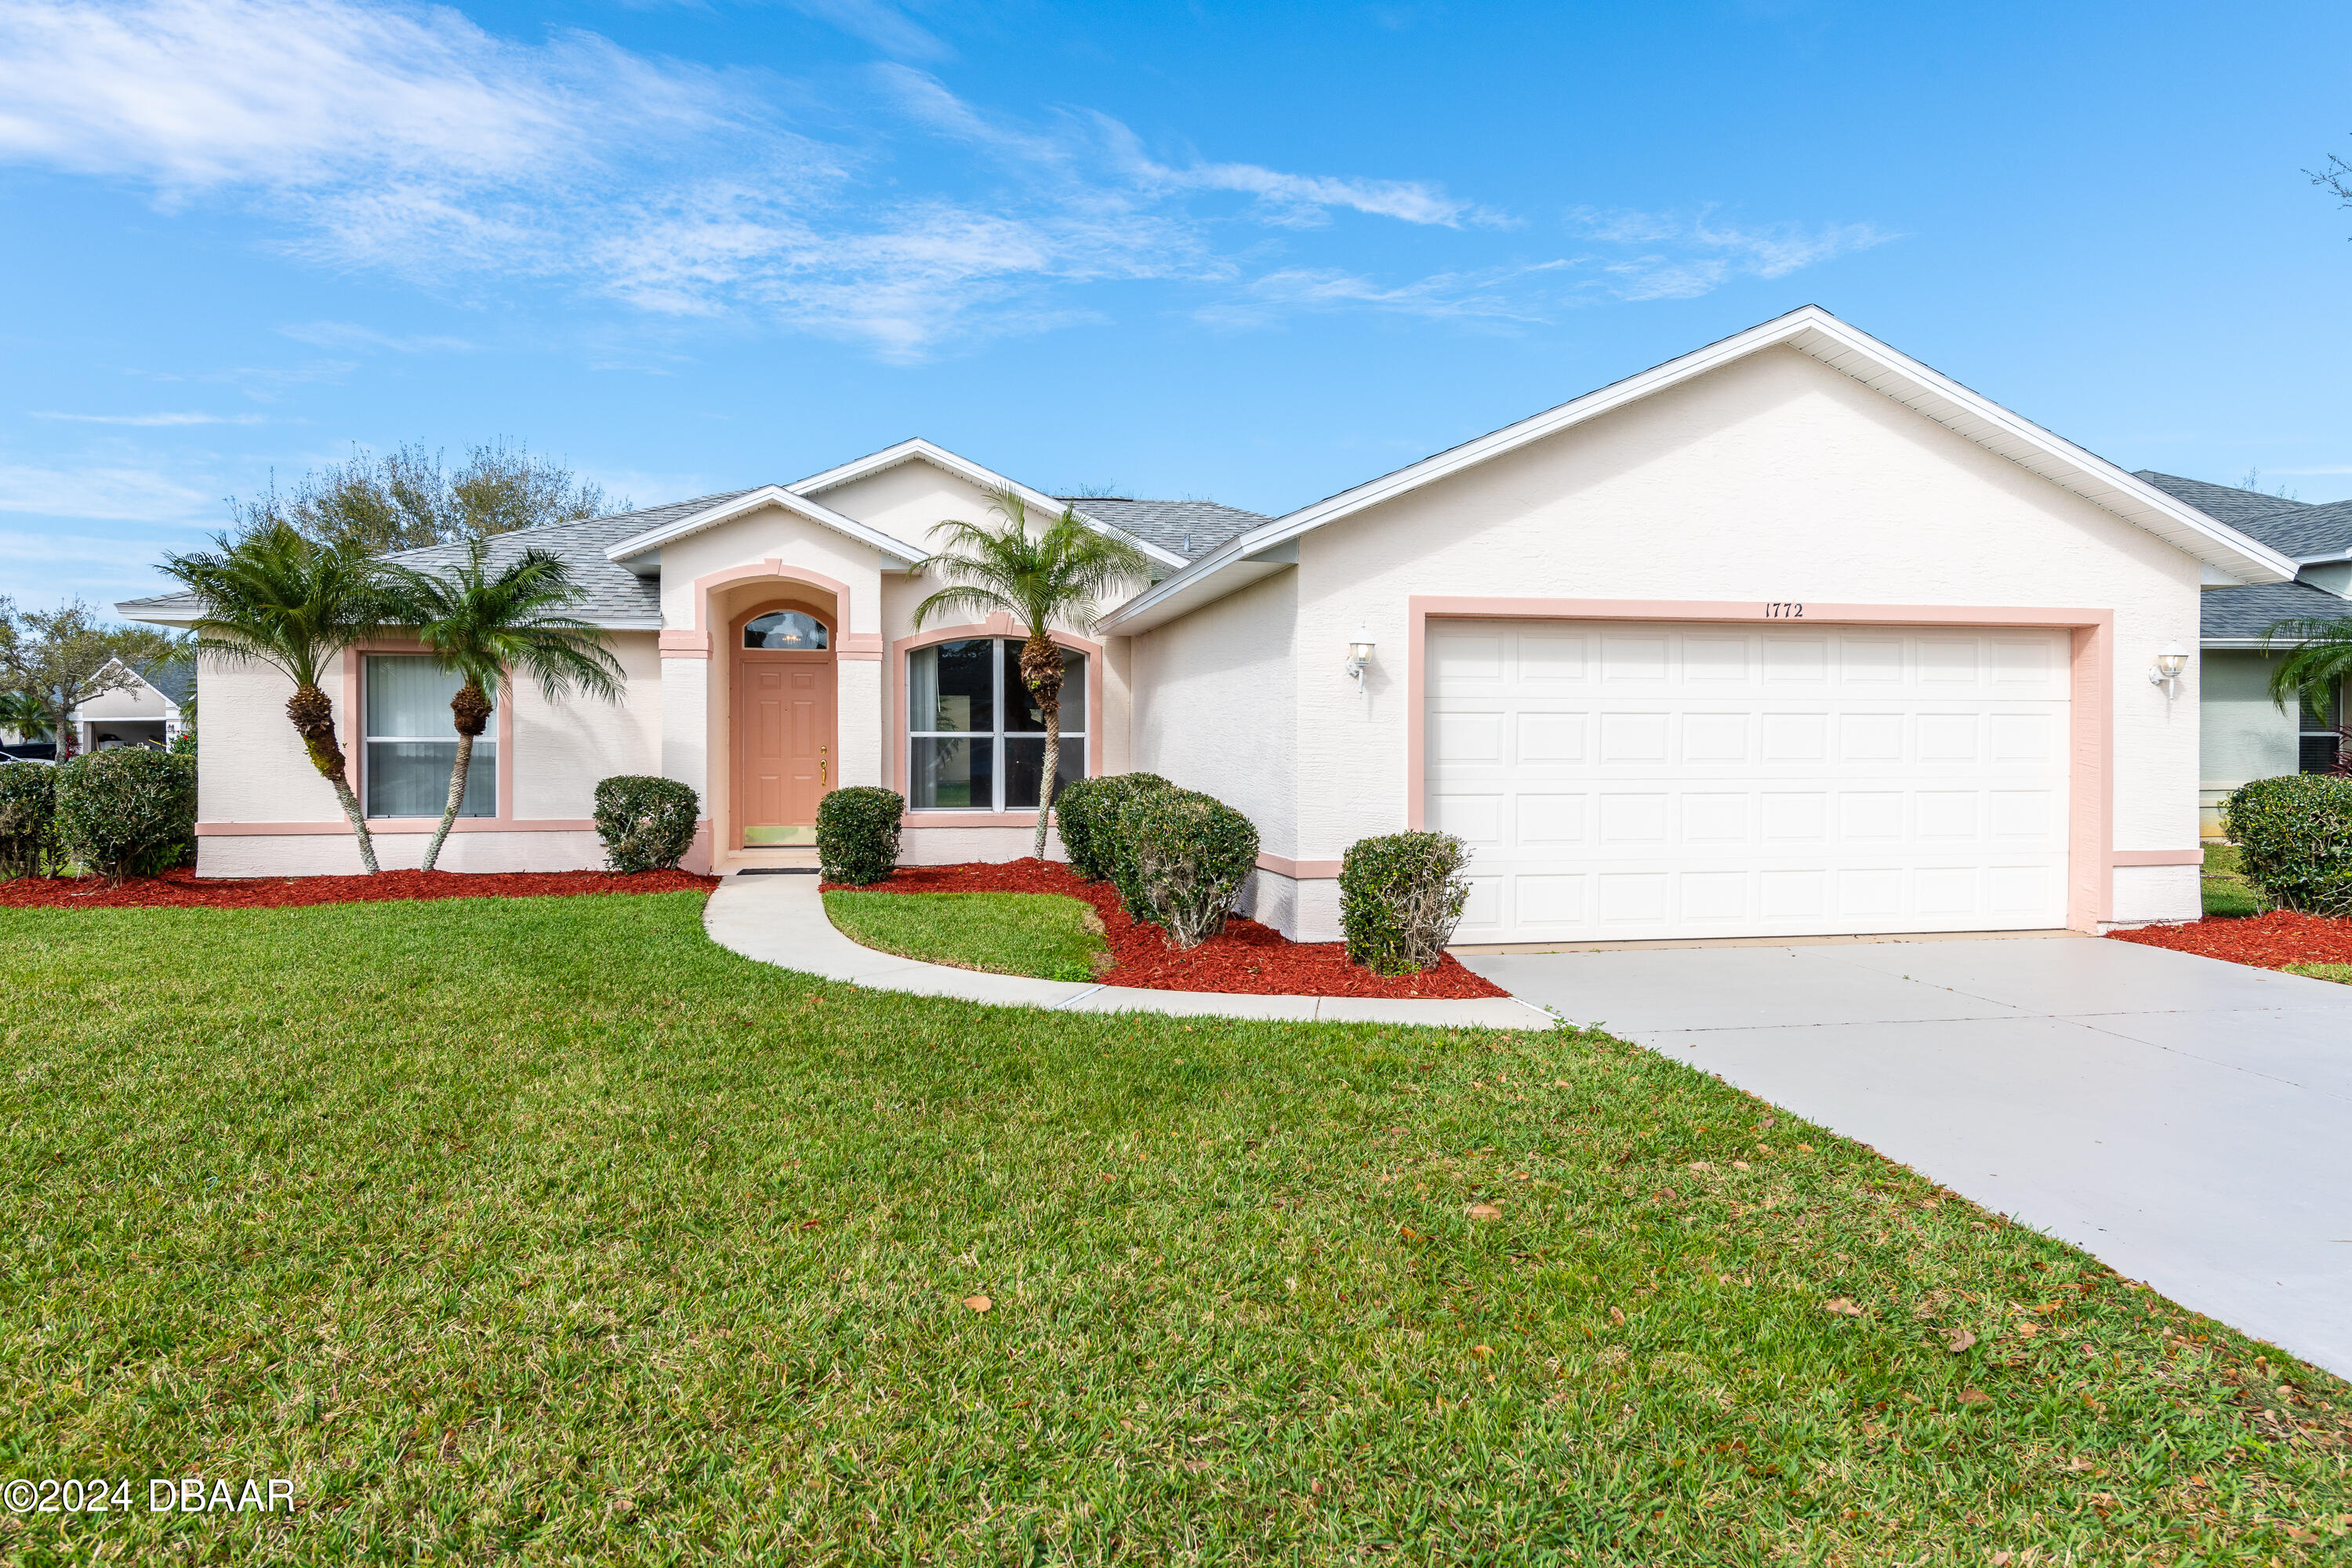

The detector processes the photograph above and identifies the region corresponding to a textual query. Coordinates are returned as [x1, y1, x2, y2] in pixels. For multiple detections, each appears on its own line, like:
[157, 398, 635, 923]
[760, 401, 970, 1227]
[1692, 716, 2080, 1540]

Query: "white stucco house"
[122, 306, 2314, 942]
[66, 658, 190, 753]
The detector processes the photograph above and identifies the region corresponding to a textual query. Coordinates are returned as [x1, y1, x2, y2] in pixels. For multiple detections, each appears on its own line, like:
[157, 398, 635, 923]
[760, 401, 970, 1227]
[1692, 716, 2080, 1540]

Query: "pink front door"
[735, 654, 833, 843]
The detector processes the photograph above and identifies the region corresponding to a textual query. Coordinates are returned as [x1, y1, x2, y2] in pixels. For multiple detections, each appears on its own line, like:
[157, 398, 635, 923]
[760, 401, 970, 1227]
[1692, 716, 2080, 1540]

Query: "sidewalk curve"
[702, 872, 1549, 1029]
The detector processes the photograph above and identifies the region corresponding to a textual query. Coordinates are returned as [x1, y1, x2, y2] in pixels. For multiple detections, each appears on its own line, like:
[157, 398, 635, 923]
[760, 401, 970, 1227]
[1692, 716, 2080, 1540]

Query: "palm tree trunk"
[286, 682, 377, 873]
[1036, 718, 1058, 861]
[421, 731, 473, 873]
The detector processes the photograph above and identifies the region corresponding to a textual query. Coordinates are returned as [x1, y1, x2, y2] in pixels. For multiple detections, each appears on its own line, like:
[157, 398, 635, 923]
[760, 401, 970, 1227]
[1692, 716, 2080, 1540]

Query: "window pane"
[366, 655, 483, 737]
[1003, 641, 1085, 734]
[909, 736, 993, 810]
[744, 611, 827, 649]
[910, 641, 993, 733]
[366, 740, 496, 818]
[2302, 733, 2342, 775]
[1003, 737, 1083, 810]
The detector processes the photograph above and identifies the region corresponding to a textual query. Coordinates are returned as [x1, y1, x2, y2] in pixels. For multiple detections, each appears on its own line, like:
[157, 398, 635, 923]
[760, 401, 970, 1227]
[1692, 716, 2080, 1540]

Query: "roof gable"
[604, 485, 928, 567]
[1104, 306, 2299, 633]
[792, 438, 1191, 571]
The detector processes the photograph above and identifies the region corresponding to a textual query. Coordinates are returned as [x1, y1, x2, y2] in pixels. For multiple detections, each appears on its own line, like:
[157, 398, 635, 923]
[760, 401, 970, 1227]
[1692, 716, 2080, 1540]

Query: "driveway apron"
[1460, 936, 2352, 1381]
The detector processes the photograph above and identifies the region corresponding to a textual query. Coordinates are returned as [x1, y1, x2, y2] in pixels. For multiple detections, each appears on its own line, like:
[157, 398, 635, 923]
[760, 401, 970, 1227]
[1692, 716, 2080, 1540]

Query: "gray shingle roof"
[2136, 472, 2352, 561]
[2202, 580, 2352, 640]
[118, 490, 760, 628]
[137, 659, 193, 705]
[1058, 499, 1269, 561]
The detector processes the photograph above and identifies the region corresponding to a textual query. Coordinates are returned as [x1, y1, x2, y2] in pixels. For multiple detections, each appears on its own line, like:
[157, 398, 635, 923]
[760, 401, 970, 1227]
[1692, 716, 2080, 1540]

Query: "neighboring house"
[65, 658, 190, 753]
[2130, 472, 2352, 836]
[122, 306, 2303, 942]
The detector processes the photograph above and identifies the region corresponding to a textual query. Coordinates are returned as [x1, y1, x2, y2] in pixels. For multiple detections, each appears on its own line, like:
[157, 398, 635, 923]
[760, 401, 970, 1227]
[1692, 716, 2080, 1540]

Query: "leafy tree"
[0, 598, 183, 758]
[909, 488, 1156, 860]
[231, 439, 623, 555]
[378, 539, 624, 872]
[159, 524, 392, 872]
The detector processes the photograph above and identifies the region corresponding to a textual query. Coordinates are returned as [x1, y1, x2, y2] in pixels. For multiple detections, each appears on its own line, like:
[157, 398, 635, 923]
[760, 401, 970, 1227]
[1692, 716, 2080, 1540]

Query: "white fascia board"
[789, 437, 1190, 572]
[604, 485, 925, 566]
[1102, 305, 2297, 634]
[116, 597, 198, 626]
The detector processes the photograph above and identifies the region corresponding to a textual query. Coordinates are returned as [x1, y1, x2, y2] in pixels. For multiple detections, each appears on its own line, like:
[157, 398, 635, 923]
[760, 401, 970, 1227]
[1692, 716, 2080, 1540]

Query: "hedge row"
[1059, 772, 1256, 949]
[2223, 773, 2352, 915]
[0, 750, 199, 884]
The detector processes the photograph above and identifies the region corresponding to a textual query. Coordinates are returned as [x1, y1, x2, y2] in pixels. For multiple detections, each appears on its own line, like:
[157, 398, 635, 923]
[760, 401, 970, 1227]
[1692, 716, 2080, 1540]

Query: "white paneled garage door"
[1427, 620, 2072, 943]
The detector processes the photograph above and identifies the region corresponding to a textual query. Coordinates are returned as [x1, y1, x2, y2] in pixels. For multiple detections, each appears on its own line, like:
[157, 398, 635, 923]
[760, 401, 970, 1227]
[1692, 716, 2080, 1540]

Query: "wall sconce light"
[1345, 623, 1377, 692]
[2149, 643, 2189, 691]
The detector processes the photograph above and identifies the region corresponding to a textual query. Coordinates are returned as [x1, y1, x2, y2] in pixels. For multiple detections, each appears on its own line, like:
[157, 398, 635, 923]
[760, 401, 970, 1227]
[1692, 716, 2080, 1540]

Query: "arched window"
[906, 639, 1086, 811]
[744, 611, 828, 650]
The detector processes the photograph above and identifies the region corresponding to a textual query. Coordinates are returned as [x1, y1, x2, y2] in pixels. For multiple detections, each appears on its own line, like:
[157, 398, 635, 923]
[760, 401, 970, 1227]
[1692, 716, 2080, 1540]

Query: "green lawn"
[2, 895, 2347, 1564]
[2203, 842, 2263, 917]
[2283, 962, 2352, 985]
[823, 889, 1110, 982]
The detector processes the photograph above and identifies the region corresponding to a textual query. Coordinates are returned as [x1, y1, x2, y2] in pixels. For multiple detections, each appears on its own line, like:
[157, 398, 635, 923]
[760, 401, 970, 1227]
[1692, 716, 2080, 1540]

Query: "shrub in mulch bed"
[2108, 909, 2352, 970]
[0, 867, 719, 911]
[823, 858, 1508, 1000]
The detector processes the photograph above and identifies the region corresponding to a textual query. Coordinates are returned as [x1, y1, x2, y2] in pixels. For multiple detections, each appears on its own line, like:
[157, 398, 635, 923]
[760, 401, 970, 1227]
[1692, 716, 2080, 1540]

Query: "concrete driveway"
[1458, 936, 2352, 1381]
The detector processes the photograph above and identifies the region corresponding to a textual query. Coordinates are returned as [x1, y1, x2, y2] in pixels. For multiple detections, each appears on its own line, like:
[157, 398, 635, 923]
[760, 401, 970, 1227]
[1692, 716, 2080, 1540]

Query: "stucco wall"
[198, 652, 341, 827]
[1131, 567, 1301, 862]
[1211, 344, 2207, 936]
[2199, 648, 2299, 833]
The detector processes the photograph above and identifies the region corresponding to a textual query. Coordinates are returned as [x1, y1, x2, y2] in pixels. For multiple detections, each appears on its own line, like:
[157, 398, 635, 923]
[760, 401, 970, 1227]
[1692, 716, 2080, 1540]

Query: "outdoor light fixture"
[2149, 643, 2190, 689]
[1345, 624, 1377, 691]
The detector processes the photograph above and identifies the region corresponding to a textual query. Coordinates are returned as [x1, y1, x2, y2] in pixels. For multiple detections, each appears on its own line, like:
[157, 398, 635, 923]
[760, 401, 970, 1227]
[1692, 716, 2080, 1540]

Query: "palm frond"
[2262, 614, 2352, 710]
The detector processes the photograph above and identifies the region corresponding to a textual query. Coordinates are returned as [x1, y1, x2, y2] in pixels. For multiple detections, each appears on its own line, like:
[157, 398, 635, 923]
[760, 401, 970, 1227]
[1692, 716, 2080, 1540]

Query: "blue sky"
[4, 0, 2350, 612]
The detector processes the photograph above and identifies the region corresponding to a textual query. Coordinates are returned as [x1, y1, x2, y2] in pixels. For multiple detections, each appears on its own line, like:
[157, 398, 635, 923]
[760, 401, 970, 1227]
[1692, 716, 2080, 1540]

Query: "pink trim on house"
[659, 630, 711, 659]
[1403, 596, 2120, 933]
[340, 639, 518, 825]
[2111, 848, 2203, 866]
[891, 622, 1105, 815]
[689, 560, 853, 634]
[683, 818, 713, 877]
[198, 819, 594, 836]
[1255, 853, 1341, 879]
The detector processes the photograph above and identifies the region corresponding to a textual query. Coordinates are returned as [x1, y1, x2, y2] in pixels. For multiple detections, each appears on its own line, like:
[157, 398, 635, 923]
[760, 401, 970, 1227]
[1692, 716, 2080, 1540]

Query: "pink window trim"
[340, 640, 517, 825]
[1403, 597, 2118, 933]
[892, 618, 1103, 826]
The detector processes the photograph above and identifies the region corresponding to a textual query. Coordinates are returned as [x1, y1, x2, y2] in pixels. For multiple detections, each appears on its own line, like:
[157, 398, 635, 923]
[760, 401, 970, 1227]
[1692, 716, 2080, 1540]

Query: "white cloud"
[0, 460, 213, 521]
[1570, 205, 1898, 300]
[276, 321, 474, 353]
[31, 410, 266, 425]
[1202, 261, 1574, 328]
[0, 1, 1886, 355]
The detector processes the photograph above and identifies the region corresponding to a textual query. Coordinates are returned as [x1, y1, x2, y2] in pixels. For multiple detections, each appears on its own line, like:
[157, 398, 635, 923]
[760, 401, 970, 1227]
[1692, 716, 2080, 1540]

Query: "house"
[121, 305, 2302, 943]
[2128, 472, 2352, 836]
[65, 658, 190, 753]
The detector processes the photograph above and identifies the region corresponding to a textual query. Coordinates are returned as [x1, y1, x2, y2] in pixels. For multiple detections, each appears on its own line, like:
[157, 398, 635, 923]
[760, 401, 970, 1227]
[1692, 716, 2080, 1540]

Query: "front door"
[735, 650, 834, 846]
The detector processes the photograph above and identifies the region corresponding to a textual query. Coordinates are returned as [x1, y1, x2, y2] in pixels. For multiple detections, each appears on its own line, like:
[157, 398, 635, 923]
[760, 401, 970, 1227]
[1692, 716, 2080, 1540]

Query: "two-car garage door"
[1426, 620, 2072, 943]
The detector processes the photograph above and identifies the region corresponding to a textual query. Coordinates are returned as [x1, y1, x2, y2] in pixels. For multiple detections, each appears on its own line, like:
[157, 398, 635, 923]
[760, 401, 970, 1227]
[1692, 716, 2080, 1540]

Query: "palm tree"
[910, 488, 1156, 859]
[2264, 614, 2352, 731]
[0, 689, 51, 745]
[379, 539, 623, 872]
[160, 524, 390, 871]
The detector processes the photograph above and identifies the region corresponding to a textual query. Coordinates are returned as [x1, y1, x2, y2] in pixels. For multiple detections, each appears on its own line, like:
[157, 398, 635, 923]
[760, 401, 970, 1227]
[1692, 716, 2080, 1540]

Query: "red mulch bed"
[0, 867, 720, 910]
[822, 858, 1507, 999]
[2108, 909, 2352, 969]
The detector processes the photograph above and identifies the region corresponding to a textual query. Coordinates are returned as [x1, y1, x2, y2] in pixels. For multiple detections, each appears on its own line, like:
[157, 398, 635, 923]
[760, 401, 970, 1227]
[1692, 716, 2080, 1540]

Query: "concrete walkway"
[702, 871, 1548, 1029]
[1461, 936, 2352, 1380]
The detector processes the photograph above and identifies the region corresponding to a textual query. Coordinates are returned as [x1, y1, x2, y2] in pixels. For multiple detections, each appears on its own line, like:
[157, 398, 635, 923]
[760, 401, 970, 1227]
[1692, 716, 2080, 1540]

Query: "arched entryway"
[730, 600, 837, 848]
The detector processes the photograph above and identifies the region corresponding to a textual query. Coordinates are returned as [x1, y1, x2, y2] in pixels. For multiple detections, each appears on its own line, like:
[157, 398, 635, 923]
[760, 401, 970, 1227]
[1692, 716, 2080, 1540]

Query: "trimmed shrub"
[54, 749, 198, 885]
[1115, 787, 1258, 948]
[2223, 773, 2352, 915]
[0, 762, 57, 878]
[817, 786, 904, 886]
[1340, 831, 1472, 975]
[1056, 771, 1174, 881]
[593, 775, 701, 874]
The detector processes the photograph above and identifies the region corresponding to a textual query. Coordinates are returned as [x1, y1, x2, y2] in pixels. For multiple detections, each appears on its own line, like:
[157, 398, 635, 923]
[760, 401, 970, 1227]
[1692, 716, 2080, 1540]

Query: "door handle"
[819, 745, 829, 788]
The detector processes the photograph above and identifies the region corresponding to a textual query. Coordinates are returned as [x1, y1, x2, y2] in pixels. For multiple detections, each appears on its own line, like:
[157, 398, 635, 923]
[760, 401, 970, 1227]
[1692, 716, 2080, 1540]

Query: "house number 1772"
[1764, 601, 1805, 618]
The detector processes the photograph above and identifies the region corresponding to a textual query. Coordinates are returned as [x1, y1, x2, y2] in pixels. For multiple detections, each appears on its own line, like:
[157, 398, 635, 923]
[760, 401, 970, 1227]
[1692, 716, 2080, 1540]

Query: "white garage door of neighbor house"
[1426, 620, 2073, 943]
